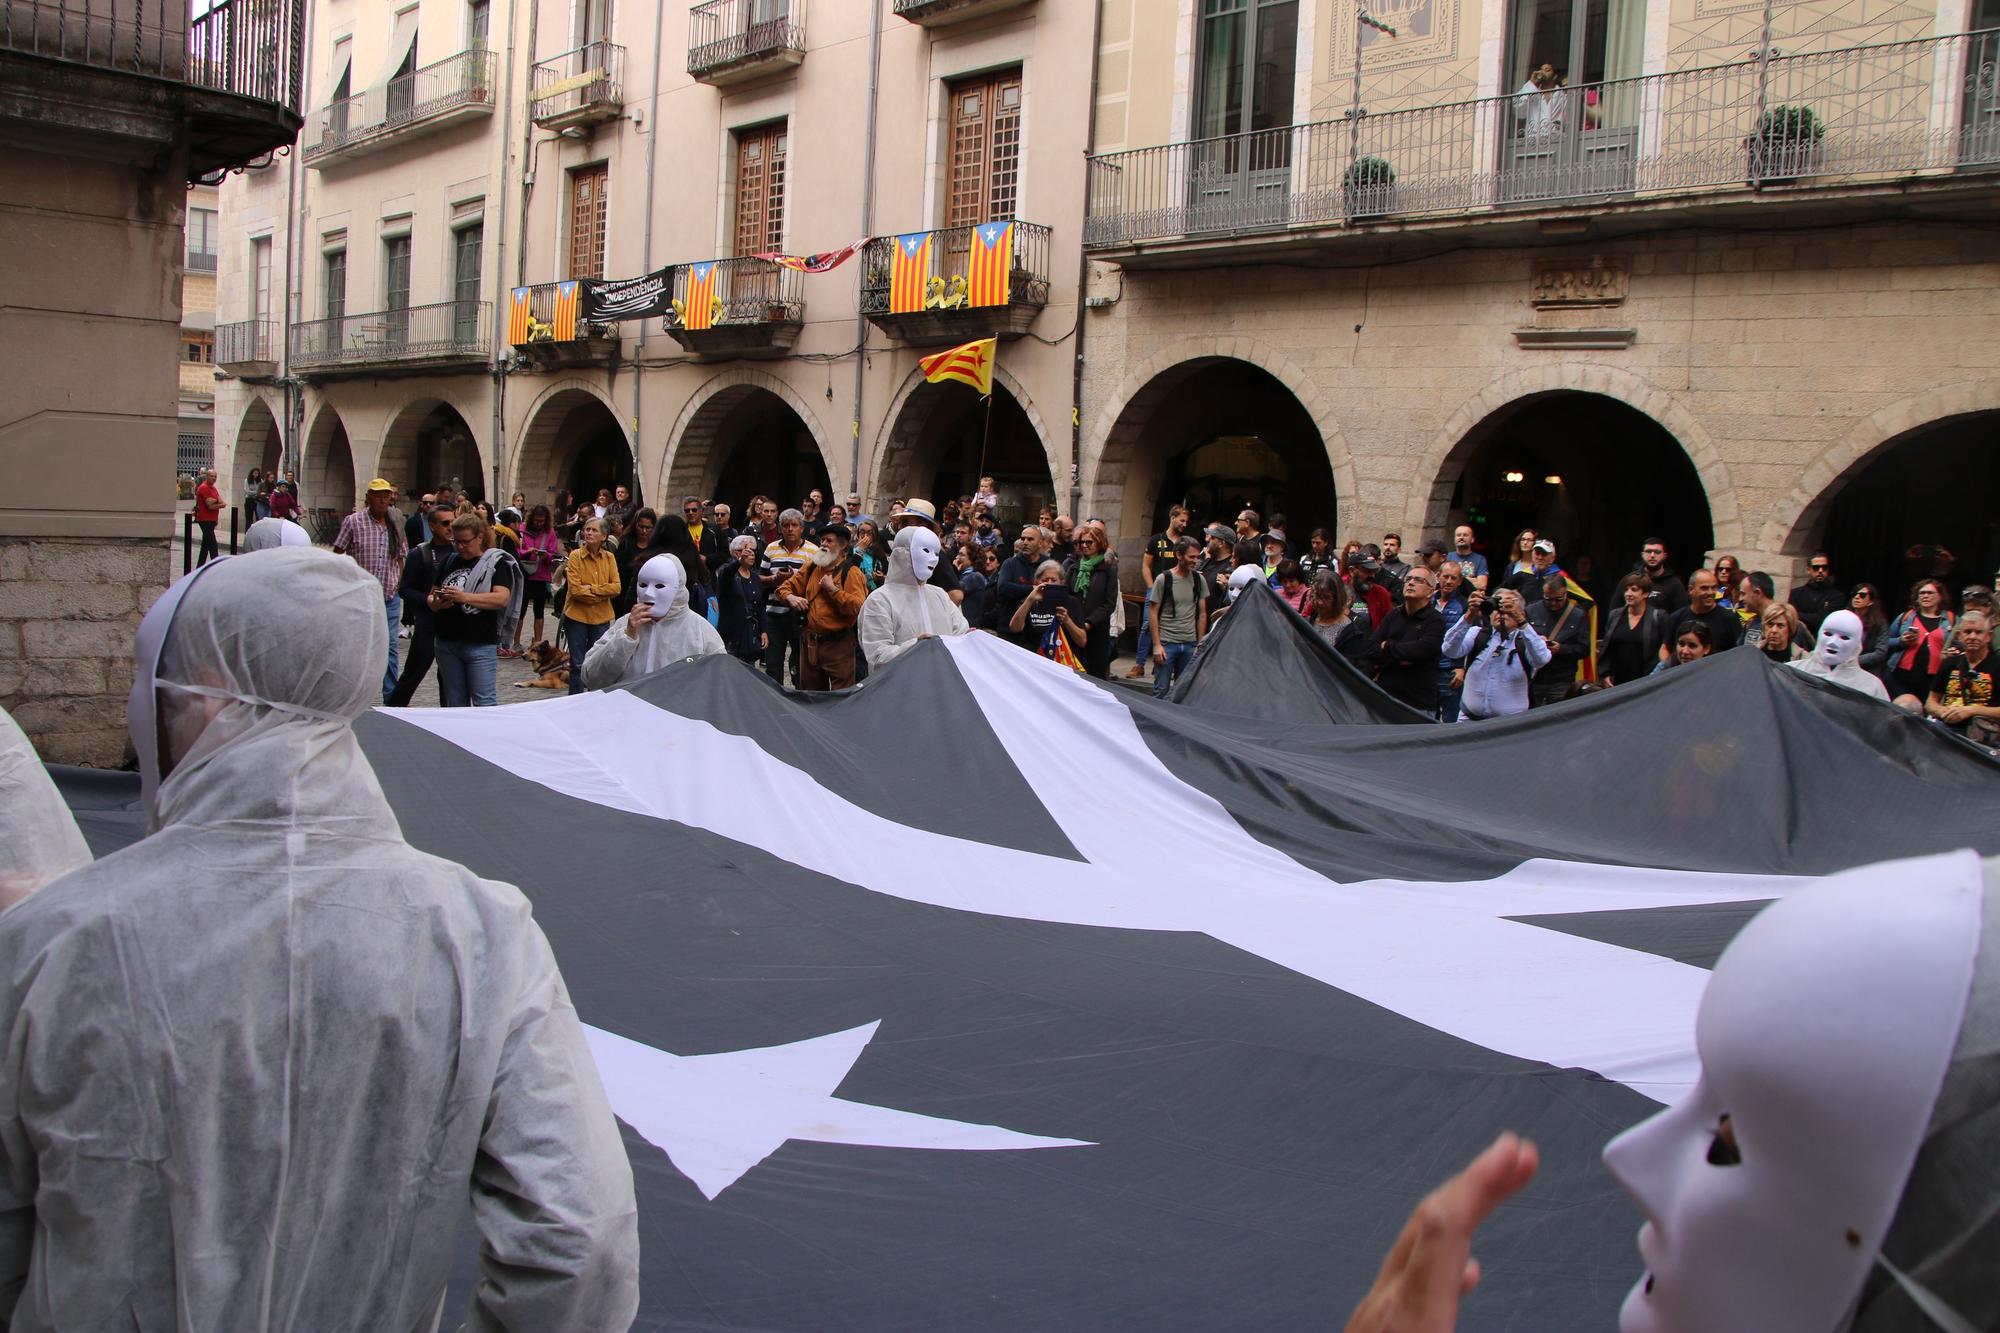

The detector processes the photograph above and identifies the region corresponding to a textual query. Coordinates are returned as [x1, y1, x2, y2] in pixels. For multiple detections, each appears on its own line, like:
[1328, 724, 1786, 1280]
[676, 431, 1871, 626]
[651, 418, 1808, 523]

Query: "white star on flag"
[583, 1021, 1092, 1201]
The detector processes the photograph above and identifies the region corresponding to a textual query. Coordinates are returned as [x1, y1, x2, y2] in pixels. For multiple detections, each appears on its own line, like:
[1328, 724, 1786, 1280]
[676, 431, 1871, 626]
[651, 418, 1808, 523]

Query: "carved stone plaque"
[1531, 258, 1629, 309]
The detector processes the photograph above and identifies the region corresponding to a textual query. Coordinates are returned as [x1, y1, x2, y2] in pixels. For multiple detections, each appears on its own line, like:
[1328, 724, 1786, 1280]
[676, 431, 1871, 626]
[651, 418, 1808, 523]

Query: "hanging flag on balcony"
[966, 220, 1015, 308]
[507, 287, 533, 345]
[677, 262, 719, 331]
[889, 232, 932, 315]
[549, 281, 580, 341]
[918, 336, 996, 397]
[752, 238, 867, 274]
[579, 265, 676, 322]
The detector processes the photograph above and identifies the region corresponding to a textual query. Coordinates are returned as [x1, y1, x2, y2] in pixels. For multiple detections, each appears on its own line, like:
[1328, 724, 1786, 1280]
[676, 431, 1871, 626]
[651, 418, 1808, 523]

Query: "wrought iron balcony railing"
[186, 250, 218, 271]
[1086, 30, 2000, 248]
[666, 257, 804, 327]
[892, 0, 1035, 26]
[687, 0, 802, 82]
[216, 318, 279, 369]
[302, 46, 495, 165]
[289, 299, 490, 373]
[530, 39, 622, 127]
[859, 220, 1052, 315]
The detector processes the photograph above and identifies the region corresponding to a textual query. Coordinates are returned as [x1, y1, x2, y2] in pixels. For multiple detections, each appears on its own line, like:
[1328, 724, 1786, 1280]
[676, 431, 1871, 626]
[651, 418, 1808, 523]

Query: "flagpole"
[977, 383, 995, 483]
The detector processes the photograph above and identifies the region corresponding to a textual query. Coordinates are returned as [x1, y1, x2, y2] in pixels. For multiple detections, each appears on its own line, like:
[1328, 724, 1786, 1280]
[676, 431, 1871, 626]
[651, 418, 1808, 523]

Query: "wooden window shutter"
[568, 164, 608, 279]
[733, 122, 787, 256]
[946, 69, 1022, 227]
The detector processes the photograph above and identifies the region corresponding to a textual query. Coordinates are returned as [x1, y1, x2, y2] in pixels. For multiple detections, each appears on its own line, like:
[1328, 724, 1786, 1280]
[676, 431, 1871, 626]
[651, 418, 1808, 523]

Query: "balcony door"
[1962, 0, 2000, 166]
[733, 122, 787, 310]
[384, 235, 411, 347]
[1501, 0, 1644, 201]
[1190, 0, 1297, 233]
[568, 164, 609, 280]
[453, 223, 483, 343]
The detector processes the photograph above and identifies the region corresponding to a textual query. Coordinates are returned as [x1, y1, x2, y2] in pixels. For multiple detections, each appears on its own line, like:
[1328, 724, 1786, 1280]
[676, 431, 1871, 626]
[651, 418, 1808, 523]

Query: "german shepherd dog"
[512, 639, 570, 690]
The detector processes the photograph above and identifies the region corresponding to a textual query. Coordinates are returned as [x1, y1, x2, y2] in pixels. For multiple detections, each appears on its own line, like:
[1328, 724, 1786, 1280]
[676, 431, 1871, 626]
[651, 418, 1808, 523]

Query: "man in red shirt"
[192, 468, 223, 565]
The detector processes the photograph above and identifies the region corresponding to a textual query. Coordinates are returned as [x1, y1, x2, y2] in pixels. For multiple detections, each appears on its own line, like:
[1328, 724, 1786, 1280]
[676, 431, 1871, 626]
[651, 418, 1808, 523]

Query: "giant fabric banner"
[57, 632, 2000, 1330]
[579, 266, 676, 322]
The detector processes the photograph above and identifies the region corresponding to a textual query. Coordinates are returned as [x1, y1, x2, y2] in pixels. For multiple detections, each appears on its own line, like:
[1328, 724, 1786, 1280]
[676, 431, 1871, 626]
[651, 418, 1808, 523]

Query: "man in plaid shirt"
[333, 478, 408, 703]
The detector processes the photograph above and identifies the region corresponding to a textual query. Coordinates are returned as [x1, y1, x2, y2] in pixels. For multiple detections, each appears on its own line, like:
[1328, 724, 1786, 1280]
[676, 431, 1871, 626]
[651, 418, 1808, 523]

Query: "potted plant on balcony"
[1748, 105, 1824, 183]
[1342, 157, 1396, 219]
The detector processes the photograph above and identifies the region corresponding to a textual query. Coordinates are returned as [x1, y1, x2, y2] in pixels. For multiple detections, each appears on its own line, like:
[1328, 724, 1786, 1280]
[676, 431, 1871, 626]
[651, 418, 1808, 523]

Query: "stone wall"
[1078, 217, 2000, 587]
[0, 538, 167, 767]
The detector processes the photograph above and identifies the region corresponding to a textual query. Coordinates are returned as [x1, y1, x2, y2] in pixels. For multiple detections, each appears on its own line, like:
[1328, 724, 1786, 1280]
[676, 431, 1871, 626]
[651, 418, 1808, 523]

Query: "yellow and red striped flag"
[889, 232, 931, 314]
[507, 287, 532, 345]
[550, 280, 579, 341]
[918, 336, 995, 397]
[681, 262, 718, 331]
[966, 220, 1014, 308]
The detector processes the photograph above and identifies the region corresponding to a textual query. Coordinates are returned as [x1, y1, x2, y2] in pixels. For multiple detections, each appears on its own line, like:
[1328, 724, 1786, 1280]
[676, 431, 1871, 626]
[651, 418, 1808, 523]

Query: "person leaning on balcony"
[560, 517, 620, 695]
[1514, 62, 1566, 137]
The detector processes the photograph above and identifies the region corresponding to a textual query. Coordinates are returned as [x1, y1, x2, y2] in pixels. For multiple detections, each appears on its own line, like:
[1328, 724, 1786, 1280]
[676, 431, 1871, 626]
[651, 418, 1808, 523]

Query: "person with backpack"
[1148, 537, 1209, 699]
[425, 511, 522, 708]
[1442, 586, 1551, 722]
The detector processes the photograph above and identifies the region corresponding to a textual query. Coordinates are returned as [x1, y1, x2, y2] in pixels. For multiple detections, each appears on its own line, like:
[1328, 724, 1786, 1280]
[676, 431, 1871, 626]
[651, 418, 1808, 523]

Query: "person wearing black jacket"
[1062, 527, 1120, 679]
[1373, 566, 1447, 713]
[715, 532, 767, 663]
[1526, 575, 1591, 706]
[387, 506, 455, 707]
[994, 524, 1046, 647]
[1787, 551, 1845, 634]
[683, 497, 729, 578]
[1598, 573, 1669, 686]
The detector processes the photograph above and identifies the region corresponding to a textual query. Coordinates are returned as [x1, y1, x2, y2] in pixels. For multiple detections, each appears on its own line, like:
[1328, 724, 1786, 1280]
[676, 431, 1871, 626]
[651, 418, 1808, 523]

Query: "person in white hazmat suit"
[243, 515, 314, 550]
[1791, 607, 1892, 702]
[858, 526, 967, 669]
[583, 551, 725, 688]
[0, 547, 639, 1332]
[0, 705, 91, 911]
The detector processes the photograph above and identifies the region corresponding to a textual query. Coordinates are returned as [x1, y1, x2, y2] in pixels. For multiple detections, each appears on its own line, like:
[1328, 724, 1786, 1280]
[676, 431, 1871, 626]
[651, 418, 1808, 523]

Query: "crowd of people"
[291, 476, 1999, 743]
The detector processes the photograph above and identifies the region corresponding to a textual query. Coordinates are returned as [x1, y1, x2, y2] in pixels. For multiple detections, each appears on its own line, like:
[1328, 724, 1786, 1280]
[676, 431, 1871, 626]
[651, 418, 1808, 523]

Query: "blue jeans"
[1152, 640, 1196, 699]
[382, 595, 401, 703]
[1134, 587, 1155, 666]
[1437, 668, 1463, 723]
[564, 618, 610, 694]
[434, 638, 497, 707]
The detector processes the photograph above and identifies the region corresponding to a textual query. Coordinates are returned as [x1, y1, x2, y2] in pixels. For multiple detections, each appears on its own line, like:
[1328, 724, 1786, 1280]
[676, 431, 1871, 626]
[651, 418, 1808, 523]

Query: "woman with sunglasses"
[1850, 582, 1895, 682]
[1062, 525, 1119, 679]
[1886, 579, 1955, 707]
[1712, 554, 1743, 610]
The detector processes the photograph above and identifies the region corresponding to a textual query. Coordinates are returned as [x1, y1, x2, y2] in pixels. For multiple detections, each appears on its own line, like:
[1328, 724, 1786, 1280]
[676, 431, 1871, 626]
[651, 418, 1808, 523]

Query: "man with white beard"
[859, 526, 968, 670]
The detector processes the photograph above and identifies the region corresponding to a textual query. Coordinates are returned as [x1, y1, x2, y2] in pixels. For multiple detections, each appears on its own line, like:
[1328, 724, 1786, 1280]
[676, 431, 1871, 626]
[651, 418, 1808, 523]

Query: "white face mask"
[1227, 565, 1262, 602]
[897, 528, 941, 582]
[634, 554, 685, 616]
[1814, 609, 1864, 670]
[1601, 856, 1983, 1333]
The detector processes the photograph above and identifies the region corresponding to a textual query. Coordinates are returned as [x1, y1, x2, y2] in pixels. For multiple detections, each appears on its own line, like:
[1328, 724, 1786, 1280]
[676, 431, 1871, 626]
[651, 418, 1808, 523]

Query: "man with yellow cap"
[332, 478, 407, 702]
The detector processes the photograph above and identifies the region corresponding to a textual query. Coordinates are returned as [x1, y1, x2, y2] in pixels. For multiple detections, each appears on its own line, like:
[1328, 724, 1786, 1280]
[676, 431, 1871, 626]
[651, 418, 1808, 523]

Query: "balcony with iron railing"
[216, 318, 279, 377]
[531, 39, 622, 130]
[506, 281, 621, 370]
[302, 46, 496, 167]
[1085, 30, 2000, 262]
[289, 299, 491, 378]
[2, 0, 306, 177]
[662, 257, 804, 359]
[687, 0, 802, 86]
[860, 220, 1051, 346]
[893, 0, 1035, 27]
[185, 249, 218, 271]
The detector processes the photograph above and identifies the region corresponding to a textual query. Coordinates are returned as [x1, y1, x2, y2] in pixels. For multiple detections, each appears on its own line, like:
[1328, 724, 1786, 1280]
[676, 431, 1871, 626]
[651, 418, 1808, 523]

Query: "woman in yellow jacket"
[562, 517, 620, 694]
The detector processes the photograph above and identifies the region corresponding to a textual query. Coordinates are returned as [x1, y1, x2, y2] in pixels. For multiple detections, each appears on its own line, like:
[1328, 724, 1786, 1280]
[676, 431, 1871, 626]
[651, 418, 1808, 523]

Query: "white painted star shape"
[583, 1021, 1092, 1202]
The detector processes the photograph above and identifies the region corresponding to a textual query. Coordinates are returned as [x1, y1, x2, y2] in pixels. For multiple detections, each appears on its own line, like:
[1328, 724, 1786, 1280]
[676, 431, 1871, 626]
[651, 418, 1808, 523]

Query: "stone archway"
[870, 362, 1056, 528]
[379, 394, 486, 502]
[661, 369, 835, 508]
[1084, 335, 1359, 554]
[300, 402, 356, 528]
[1411, 363, 1740, 553]
[512, 380, 632, 509]
[230, 393, 285, 489]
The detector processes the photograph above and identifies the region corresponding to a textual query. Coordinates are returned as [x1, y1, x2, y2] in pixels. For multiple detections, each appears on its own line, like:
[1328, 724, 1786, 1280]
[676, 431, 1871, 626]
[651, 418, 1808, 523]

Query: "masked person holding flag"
[0, 547, 638, 1330]
[584, 551, 725, 689]
[859, 526, 969, 670]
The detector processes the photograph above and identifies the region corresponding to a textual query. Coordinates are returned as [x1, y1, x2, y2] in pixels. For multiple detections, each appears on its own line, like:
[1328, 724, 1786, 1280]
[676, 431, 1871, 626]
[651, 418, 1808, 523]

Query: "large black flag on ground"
[56, 634, 2000, 1329]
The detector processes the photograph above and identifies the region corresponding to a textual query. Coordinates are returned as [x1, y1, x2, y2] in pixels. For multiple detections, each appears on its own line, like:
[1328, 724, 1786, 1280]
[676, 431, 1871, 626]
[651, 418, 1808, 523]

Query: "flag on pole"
[680, 262, 718, 331]
[889, 232, 931, 314]
[507, 287, 532, 345]
[549, 280, 580, 342]
[753, 238, 867, 274]
[918, 336, 996, 397]
[966, 220, 1015, 308]
[1562, 574, 1600, 683]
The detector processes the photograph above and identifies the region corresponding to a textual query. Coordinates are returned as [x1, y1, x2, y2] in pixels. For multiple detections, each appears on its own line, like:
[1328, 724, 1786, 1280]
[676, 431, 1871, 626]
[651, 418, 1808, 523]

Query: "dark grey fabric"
[1173, 581, 1434, 725]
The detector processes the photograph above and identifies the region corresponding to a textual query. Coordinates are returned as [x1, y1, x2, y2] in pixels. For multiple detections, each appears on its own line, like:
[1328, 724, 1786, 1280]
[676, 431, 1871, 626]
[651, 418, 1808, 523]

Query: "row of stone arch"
[230, 354, 2000, 579]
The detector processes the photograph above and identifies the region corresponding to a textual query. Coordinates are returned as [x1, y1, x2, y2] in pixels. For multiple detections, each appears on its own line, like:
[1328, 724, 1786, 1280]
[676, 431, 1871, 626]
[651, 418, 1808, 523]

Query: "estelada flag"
[681, 262, 718, 331]
[754, 238, 866, 274]
[550, 281, 579, 342]
[507, 287, 532, 345]
[966, 220, 1014, 308]
[889, 232, 931, 314]
[918, 336, 995, 397]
